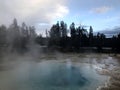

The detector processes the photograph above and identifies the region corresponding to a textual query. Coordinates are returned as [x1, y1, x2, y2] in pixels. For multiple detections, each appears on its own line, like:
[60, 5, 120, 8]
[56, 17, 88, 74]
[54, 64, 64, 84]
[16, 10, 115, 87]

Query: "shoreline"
[97, 67, 120, 90]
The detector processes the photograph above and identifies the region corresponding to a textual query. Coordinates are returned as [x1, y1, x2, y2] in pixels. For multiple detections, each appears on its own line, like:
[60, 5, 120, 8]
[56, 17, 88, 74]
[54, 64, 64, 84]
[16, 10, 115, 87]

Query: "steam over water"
[0, 59, 108, 90]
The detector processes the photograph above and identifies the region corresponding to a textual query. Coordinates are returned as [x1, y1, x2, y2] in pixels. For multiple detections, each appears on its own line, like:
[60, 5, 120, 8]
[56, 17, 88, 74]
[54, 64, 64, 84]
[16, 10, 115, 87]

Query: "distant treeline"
[0, 18, 37, 54]
[36, 21, 120, 53]
[0, 19, 120, 54]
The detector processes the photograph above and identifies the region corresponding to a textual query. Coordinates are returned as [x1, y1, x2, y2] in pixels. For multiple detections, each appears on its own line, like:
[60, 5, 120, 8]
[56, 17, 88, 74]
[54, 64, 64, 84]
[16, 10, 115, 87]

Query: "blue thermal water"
[0, 60, 108, 90]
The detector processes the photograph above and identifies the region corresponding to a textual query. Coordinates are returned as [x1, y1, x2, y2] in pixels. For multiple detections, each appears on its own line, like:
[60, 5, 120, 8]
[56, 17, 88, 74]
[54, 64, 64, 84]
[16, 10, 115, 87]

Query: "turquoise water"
[0, 60, 108, 90]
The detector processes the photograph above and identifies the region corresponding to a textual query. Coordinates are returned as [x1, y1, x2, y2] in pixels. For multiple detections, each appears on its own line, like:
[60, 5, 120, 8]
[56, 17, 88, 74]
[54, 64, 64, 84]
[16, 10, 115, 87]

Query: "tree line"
[42, 21, 120, 53]
[0, 18, 37, 54]
[0, 19, 120, 54]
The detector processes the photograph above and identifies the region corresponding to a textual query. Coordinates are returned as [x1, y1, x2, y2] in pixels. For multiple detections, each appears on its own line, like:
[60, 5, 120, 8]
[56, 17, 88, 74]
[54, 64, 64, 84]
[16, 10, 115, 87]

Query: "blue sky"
[56, 0, 120, 31]
[0, 0, 120, 35]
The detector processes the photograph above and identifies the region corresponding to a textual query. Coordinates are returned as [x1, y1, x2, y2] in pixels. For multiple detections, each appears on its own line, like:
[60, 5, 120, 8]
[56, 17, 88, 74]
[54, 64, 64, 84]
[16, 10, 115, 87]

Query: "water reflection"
[0, 60, 108, 90]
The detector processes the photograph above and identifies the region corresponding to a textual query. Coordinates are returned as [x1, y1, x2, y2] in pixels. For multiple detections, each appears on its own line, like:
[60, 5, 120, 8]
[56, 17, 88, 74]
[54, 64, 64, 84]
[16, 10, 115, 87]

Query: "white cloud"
[46, 4, 69, 23]
[55, 5, 69, 18]
[90, 6, 113, 14]
[0, 0, 69, 26]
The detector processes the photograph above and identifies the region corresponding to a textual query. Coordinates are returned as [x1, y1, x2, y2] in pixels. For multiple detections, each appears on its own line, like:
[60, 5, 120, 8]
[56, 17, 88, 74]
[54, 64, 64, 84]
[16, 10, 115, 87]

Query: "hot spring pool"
[0, 60, 108, 90]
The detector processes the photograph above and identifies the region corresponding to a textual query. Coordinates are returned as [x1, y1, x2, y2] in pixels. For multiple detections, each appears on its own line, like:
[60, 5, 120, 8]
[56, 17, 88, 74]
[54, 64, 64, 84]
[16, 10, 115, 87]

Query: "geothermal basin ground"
[0, 53, 120, 90]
